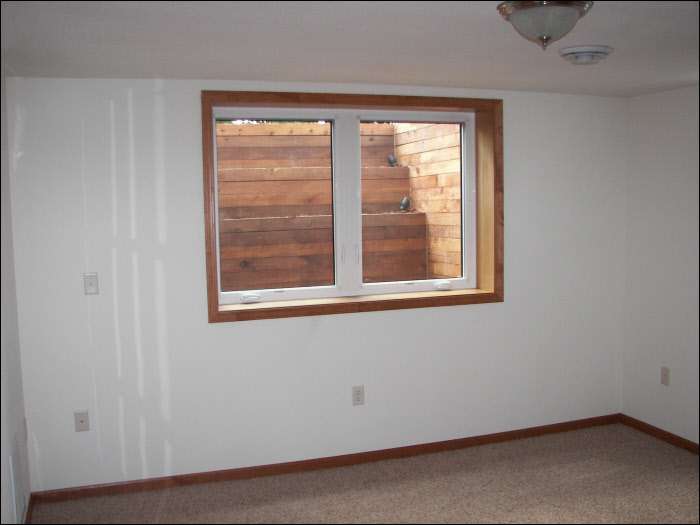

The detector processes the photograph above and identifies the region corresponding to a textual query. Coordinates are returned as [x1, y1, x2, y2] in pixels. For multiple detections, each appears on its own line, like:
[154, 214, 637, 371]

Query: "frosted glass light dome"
[498, 1, 594, 49]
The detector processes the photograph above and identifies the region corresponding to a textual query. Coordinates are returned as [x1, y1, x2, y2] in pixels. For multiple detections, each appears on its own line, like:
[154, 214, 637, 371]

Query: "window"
[202, 92, 503, 322]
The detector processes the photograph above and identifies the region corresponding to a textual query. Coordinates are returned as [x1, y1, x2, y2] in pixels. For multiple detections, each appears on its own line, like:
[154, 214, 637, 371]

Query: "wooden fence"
[219, 213, 427, 290]
[394, 123, 462, 279]
[216, 122, 457, 292]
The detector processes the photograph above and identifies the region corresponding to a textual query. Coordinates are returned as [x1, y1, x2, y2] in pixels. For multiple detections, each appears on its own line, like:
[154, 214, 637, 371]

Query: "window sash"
[212, 107, 475, 306]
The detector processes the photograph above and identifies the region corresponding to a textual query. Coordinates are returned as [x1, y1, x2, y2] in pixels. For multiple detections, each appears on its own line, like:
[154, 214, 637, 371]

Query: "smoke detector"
[559, 45, 613, 65]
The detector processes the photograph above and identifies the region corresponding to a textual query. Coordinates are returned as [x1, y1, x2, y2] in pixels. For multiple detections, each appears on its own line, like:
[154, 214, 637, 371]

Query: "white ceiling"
[1, 1, 698, 97]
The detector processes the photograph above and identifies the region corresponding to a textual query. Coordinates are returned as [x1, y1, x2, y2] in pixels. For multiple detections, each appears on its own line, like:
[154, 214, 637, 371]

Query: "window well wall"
[216, 121, 462, 292]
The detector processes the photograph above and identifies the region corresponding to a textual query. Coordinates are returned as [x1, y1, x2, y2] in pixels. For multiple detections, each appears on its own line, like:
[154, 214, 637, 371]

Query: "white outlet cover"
[352, 385, 364, 406]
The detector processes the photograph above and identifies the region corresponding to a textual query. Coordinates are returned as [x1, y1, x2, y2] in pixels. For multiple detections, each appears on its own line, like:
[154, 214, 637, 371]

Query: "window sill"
[210, 288, 503, 322]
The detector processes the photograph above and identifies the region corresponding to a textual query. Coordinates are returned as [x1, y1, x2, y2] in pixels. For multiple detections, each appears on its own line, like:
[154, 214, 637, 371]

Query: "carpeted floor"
[29, 424, 699, 523]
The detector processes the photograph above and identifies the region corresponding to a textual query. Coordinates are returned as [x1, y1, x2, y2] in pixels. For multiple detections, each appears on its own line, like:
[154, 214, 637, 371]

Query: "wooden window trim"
[202, 91, 503, 322]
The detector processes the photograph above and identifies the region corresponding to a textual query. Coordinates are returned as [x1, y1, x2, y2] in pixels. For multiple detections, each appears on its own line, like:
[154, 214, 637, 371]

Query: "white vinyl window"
[211, 106, 476, 306]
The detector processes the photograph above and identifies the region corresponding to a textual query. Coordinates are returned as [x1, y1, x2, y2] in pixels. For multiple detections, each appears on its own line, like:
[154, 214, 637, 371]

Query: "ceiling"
[1, 1, 698, 97]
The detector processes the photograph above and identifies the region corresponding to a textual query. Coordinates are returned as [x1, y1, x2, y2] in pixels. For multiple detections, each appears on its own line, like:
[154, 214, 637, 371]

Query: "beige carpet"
[30, 424, 699, 524]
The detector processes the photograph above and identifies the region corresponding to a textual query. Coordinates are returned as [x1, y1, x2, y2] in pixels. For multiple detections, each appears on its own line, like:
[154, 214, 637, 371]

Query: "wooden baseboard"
[24, 494, 35, 525]
[619, 414, 699, 454]
[28, 414, 619, 506]
[26, 412, 698, 516]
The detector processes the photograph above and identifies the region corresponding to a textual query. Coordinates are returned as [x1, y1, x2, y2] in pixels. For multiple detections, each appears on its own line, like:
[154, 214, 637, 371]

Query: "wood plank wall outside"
[394, 123, 462, 279]
[217, 123, 408, 218]
[216, 122, 427, 291]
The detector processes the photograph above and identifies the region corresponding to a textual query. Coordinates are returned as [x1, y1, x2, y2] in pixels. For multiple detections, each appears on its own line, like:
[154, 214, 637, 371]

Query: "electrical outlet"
[661, 366, 670, 386]
[352, 385, 364, 406]
[74, 410, 90, 432]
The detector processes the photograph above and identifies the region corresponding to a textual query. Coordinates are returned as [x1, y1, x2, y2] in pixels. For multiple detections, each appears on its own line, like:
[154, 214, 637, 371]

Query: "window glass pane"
[216, 120, 334, 291]
[360, 122, 462, 284]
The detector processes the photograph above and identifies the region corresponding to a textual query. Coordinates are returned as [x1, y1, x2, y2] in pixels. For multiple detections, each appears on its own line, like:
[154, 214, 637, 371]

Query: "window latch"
[241, 294, 262, 303]
[434, 281, 453, 291]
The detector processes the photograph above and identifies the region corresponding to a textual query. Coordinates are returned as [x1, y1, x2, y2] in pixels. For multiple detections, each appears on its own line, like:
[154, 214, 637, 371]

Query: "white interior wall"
[5, 77, 635, 492]
[623, 85, 699, 443]
[1, 61, 31, 522]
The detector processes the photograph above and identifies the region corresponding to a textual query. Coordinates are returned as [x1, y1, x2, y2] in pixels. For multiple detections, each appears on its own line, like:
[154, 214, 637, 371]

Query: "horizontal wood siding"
[217, 167, 410, 219]
[220, 215, 334, 291]
[217, 122, 427, 292]
[394, 123, 462, 279]
[217, 123, 408, 218]
[362, 213, 427, 283]
[217, 121, 332, 220]
[222, 214, 426, 291]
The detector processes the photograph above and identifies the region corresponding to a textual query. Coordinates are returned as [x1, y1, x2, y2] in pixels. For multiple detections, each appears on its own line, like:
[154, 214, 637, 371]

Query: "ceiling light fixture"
[559, 45, 612, 64]
[497, 1, 594, 50]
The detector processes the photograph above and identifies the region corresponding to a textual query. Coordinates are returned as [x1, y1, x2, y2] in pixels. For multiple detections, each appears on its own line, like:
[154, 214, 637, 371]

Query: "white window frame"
[211, 106, 476, 306]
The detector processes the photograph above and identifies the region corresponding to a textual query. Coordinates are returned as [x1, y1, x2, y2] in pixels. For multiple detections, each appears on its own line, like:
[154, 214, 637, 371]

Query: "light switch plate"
[74, 410, 89, 432]
[83, 272, 99, 295]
